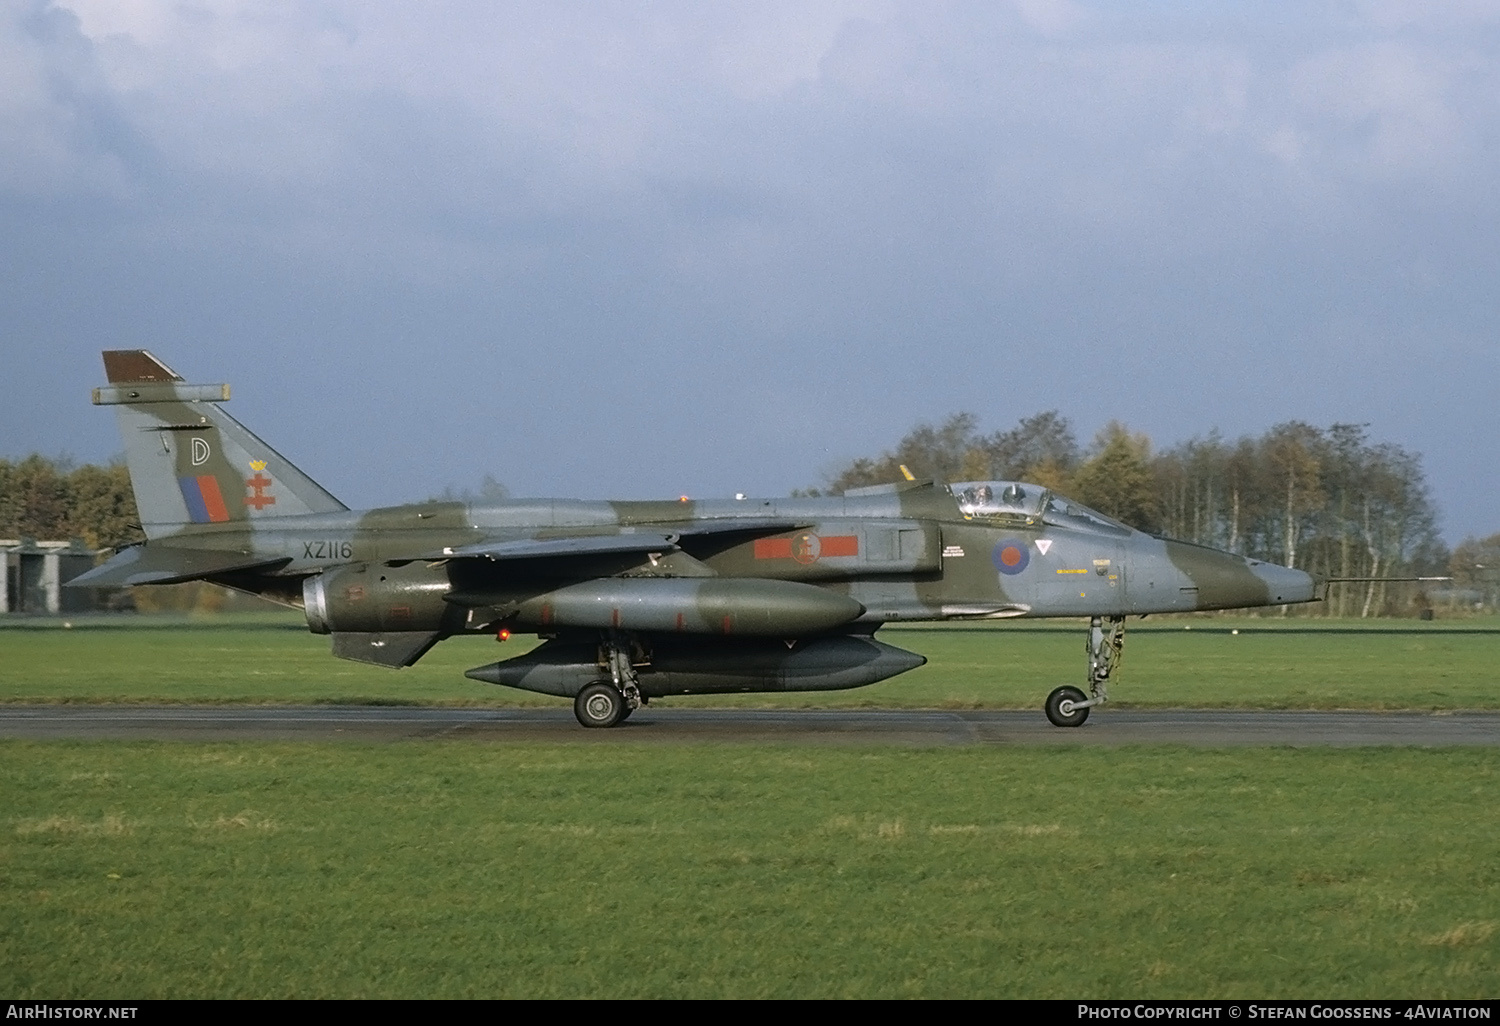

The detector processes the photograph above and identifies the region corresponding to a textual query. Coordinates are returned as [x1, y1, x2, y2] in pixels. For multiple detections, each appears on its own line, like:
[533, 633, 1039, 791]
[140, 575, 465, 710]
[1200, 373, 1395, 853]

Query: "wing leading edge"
[422, 518, 809, 564]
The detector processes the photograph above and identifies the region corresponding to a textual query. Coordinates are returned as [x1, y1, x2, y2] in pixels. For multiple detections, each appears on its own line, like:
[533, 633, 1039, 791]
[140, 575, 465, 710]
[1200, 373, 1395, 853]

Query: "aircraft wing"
[426, 533, 683, 562]
[424, 520, 807, 563]
[674, 518, 808, 537]
[65, 545, 292, 587]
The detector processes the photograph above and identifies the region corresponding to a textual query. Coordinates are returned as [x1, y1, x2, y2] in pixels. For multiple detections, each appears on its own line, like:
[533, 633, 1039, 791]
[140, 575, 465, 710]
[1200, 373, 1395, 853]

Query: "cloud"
[2, 1, 1497, 536]
[11, 0, 1494, 249]
[1279, 42, 1475, 182]
[0, 1, 145, 197]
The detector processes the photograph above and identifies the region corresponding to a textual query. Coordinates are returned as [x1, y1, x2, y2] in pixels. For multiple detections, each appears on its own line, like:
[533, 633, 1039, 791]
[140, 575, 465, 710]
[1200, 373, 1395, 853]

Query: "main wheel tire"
[575, 683, 627, 728]
[1045, 685, 1090, 728]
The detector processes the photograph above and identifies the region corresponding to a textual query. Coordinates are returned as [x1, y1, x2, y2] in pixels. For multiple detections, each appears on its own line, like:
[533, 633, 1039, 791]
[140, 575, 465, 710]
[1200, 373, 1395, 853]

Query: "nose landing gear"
[1045, 615, 1125, 727]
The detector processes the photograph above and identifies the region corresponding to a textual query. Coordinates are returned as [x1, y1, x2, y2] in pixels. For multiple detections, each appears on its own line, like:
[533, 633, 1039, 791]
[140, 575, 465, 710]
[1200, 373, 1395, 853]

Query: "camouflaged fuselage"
[143, 482, 1315, 628]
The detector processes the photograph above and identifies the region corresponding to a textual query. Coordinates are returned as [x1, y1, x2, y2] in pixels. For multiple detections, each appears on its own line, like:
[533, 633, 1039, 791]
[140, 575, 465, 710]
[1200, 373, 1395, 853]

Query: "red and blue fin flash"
[178, 475, 231, 523]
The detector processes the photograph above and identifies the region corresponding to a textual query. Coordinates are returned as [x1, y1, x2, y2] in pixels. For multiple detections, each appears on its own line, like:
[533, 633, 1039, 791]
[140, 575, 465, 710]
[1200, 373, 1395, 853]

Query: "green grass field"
[3, 741, 1498, 998]
[2, 613, 1497, 710]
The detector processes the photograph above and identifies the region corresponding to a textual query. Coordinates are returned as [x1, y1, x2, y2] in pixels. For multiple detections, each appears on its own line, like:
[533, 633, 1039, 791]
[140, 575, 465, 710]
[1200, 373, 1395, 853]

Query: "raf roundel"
[992, 539, 1030, 575]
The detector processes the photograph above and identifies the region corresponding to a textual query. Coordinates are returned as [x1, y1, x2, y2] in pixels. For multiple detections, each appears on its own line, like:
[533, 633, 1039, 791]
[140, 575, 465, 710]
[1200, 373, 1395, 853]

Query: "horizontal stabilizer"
[65, 545, 291, 588]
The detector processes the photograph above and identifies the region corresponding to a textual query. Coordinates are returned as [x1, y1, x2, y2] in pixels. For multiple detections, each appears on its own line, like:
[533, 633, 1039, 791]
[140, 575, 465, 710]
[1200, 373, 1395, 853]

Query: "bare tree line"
[815, 413, 1475, 616]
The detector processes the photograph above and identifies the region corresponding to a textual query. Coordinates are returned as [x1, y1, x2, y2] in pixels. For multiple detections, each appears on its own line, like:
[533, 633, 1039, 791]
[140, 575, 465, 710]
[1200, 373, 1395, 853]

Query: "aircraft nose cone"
[1252, 562, 1317, 605]
[1156, 539, 1319, 611]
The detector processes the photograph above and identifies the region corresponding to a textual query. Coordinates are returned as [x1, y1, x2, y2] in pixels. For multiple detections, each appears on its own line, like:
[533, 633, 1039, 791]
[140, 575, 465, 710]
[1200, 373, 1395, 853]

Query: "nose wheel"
[1045, 685, 1089, 727]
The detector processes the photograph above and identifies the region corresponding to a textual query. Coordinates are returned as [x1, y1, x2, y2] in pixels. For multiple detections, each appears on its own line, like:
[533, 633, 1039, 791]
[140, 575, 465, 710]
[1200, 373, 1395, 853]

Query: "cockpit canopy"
[947, 481, 1131, 534]
[949, 480, 1045, 518]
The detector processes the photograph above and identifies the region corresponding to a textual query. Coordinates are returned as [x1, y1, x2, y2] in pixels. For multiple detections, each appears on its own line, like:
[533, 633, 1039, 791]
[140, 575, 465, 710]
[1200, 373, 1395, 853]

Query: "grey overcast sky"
[2, 1, 1496, 540]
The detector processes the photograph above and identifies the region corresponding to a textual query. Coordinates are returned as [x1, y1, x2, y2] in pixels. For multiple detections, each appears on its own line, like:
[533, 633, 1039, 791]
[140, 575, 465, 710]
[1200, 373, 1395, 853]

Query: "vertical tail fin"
[95, 350, 347, 538]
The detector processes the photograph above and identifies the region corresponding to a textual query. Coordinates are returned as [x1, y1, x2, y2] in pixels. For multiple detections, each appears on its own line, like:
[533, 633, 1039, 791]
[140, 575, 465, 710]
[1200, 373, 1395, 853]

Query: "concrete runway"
[0, 704, 1497, 746]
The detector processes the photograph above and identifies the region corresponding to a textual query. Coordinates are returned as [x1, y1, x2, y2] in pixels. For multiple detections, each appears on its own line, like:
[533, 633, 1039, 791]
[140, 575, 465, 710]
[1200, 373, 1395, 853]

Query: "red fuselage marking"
[754, 537, 793, 559]
[820, 535, 859, 557]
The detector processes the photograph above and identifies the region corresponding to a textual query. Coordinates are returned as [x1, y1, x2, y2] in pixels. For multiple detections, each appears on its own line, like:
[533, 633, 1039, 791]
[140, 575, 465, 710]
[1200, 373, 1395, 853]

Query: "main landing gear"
[573, 632, 645, 729]
[1045, 615, 1125, 728]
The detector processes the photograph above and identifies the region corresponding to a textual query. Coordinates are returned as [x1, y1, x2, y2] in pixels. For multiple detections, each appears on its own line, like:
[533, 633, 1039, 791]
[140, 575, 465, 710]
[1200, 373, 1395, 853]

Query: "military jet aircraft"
[71, 351, 1320, 728]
